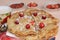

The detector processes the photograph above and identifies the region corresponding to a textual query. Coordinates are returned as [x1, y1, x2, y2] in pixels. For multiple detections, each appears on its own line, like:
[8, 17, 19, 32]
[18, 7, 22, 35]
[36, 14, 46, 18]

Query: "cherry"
[26, 24, 30, 29]
[42, 15, 46, 19]
[33, 13, 37, 16]
[14, 21, 19, 24]
[39, 22, 45, 28]
[19, 13, 24, 17]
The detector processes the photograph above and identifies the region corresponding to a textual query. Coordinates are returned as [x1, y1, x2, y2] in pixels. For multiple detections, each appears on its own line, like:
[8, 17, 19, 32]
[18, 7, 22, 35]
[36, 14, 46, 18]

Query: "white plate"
[0, 0, 60, 40]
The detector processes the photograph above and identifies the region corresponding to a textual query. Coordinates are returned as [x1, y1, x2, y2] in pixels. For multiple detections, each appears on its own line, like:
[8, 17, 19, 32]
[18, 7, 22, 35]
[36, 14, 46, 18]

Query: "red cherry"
[39, 22, 45, 28]
[15, 21, 19, 24]
[33, 13, 37, 16]
[42, 15, 46, 19]
[26, 24, 30, 29]
[19, 13, 24, 17]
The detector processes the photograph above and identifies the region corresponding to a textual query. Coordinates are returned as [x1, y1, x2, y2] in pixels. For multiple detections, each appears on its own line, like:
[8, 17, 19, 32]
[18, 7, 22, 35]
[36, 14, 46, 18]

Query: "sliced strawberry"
[26, 24, 30, 29]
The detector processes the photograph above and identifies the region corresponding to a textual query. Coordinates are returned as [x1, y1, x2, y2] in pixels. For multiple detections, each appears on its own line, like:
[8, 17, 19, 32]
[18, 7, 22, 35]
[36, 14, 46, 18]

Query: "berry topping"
[33, 13, 37, 16]
[46, 5, 52, 9]
[46, 4, 59, 9]
[26, 24, 30, 29]
[42, 15, 46, 19]
[15, 21, 19, 24]
[19, 13, 24, 17]
[27, 2, 38, 7]
[30, 21, 35, 25]
[1, 14, 11, 24]
[39, 22, 45, 28]
[10, 3, 24, 9]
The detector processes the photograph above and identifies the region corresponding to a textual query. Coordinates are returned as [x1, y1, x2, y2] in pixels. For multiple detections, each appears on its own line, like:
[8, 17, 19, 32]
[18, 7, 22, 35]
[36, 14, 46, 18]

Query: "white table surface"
[0, 0, 60, 40]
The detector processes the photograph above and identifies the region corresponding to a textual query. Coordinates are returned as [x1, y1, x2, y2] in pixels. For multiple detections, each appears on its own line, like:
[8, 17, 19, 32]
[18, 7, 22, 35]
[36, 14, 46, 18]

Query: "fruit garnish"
[39, 22, 45, 28]
[30, 21, 35, 25]
[46, 4, 59, 9]
[42, 15, 46, 19]
[26, 24, 30, 29]
[14, 20, 19, 24]
[1, 14, 11, 24]
[33, 13, 37, 16]
[19, 13, 24, 17]
[10, 3, 24, 9]
[27, 2, 38, 7]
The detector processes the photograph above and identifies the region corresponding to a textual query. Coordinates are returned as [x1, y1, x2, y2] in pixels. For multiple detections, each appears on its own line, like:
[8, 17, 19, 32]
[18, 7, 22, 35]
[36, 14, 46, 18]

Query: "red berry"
[30, 21, 35, 25]
[53, 4, 59, 9]
[46, 5, 52, 9]
[33, 13, 37, 16]
[39, 22, 45, 28]
[19, 13, 24, 17]
[27, 3, 31, 7]
[1, 14, 11, 24]
[15, 21, 19, 24]
[26, 24, 30, 29]
[42, 15, 46, 19]
[27, 2, 38, 7]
